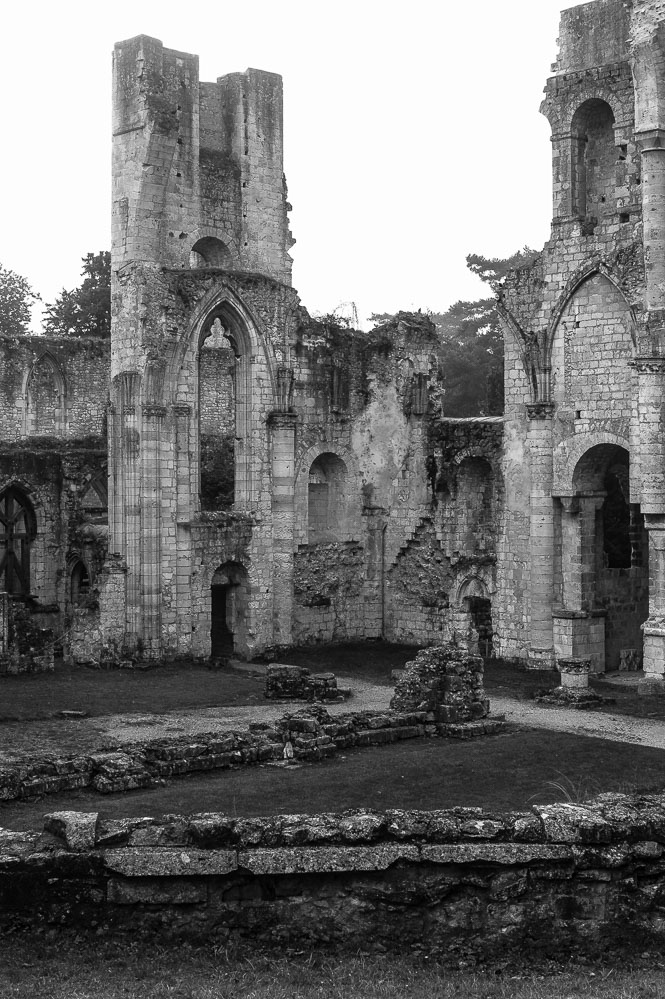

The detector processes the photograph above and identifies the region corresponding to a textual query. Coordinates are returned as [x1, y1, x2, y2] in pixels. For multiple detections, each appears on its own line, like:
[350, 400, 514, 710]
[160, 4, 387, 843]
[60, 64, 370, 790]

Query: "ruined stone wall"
[5, 792, 665, 960]
[0, 336, 109, 442]
[384, 419, 503, 648]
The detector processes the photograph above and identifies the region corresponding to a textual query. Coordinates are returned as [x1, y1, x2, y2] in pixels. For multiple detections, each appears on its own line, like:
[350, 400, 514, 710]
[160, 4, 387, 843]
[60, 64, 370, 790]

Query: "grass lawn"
[3, 724, 665, 830]
[2, 934, 665, 998]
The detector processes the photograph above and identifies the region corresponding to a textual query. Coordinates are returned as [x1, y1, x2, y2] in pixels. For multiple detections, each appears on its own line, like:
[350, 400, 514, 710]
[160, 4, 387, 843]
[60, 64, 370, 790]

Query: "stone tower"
[498, 0, 665, 684]
[109, 36, 297, 659]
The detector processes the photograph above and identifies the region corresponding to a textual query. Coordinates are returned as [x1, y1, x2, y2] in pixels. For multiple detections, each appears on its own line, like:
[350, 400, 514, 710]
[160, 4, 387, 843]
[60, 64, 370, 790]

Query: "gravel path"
[491, 696, 665, 749]
[2, 679, 665, 766]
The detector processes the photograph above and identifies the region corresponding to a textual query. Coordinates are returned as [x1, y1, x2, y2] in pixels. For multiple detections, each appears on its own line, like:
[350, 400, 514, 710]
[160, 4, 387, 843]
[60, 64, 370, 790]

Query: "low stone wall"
[3, 791, 665, 959]
[0, 707, 504, 803]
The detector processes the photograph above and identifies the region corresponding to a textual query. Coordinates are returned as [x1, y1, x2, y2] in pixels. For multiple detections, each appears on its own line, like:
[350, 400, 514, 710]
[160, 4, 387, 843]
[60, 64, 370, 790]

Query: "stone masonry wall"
[4, 791, 665, 960]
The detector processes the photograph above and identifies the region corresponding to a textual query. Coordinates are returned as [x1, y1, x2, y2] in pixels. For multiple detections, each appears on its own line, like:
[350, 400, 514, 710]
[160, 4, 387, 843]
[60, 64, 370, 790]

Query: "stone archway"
[553, 444, 648, 671]
[456, 576, 493, 659]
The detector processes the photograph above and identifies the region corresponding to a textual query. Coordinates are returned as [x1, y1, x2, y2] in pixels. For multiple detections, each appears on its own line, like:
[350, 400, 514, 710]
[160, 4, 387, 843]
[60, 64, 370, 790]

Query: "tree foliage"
[0, 263, 40, 336]
[43, 251, 111, 337]
[370, 247, 536, 417]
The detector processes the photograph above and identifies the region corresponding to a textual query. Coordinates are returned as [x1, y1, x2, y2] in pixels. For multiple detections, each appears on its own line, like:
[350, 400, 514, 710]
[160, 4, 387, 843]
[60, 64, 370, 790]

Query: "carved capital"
[635, 128, 665, 152]
[526, 401, 554, 421]
[173, 404, 192, 418]
[631, 356, 665, 374]
[557, 494, 579, 515]
[143, 405, 167, 419]
[267, 411, 298, 430]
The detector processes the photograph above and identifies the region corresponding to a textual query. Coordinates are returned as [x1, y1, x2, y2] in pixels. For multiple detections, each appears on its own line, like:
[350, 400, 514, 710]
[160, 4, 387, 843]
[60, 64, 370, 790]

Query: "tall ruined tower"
[498, 0, 665, 684]
[108, 36, 298, 659]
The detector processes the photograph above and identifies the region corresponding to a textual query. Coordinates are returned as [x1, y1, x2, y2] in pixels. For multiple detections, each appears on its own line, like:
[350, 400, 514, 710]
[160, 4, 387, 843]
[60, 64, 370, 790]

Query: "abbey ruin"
[2, 0, 665, 684]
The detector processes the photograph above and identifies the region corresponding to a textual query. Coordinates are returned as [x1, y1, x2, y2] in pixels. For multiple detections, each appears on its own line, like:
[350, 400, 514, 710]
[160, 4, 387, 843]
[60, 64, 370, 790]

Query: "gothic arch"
[455, 574, 490, 608]
[24, 352, 67, 435]
[172, 285, 279, 509]
[546, 262, 637, 353]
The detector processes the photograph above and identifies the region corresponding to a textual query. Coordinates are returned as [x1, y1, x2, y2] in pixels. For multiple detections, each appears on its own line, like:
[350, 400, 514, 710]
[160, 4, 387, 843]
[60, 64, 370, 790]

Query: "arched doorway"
[555, 444, 648, 670]
[457, 577, 493, 659]
[210, 562, 248, 659]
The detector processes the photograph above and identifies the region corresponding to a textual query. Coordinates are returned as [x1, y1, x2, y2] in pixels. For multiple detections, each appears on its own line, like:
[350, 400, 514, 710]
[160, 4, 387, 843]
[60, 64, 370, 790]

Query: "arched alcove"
[70, 558, 91, 606]
[26, 354, 66, 435]
[308, 452, 349, 543]
[571, 99, 616, 221]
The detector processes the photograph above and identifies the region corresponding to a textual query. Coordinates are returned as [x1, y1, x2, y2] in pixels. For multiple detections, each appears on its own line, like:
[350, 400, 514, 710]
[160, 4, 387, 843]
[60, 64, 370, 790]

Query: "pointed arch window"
[0, 488, 36, 595]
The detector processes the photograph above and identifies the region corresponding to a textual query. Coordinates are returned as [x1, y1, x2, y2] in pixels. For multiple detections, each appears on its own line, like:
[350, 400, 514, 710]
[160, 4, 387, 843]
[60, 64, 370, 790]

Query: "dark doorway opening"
[211, 584, 234, 658]
[210, 561, 248, 660]
[468, 596, 493, 659]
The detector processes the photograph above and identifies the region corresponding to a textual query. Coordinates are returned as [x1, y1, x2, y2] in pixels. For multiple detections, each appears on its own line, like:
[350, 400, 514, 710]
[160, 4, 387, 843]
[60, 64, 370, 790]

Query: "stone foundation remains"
[390, 644, 490, 724]
[264, 664, 348, 701]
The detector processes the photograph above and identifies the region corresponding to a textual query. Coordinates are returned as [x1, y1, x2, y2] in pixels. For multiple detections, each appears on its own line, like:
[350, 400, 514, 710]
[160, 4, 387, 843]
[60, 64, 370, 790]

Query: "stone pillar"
[362, 506, 388, 639]
[643, 515, 665, 683]
[526, 402, 555, 668]
[141, 405, 166, 658]
[268, 411, 297, 647]
[111, 372, 142, 653]
[638, 135, 665, 320]
[553, 492, 606, 669]
[174, 404, 193, 656]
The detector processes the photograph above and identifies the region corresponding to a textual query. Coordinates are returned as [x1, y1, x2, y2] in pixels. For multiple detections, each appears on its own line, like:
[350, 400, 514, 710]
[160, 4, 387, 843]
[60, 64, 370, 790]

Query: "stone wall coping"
[0, 791, 661, 867]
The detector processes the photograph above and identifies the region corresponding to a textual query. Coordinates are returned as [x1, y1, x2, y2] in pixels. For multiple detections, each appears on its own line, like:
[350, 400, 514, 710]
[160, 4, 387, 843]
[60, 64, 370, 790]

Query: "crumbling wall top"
[553, 0, 632, 74]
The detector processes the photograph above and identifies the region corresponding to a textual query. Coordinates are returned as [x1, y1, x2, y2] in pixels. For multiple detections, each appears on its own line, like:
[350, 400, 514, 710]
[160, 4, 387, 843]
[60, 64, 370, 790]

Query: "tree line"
[0, 248, 535, 416]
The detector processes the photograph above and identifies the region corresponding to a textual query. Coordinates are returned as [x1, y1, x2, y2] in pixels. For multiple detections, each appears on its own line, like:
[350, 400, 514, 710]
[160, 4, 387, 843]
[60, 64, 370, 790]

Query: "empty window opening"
[571, 99, 616, 220]
[190, 237, 232, 269]
[308, 453, 348, 543]
[0, 488, 36, 596]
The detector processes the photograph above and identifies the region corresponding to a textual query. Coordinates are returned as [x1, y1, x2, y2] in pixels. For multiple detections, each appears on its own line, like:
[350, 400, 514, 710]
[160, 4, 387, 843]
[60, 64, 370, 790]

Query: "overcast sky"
[1, 0, 571, 329]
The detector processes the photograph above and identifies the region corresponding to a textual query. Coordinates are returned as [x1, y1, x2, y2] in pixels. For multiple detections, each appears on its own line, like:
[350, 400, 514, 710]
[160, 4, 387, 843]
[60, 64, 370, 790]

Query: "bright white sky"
[1, 0, 572, 329]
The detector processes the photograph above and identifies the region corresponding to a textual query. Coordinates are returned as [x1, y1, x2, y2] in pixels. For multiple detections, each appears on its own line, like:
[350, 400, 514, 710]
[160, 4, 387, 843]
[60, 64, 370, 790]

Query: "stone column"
[362, 506, 388, 639]
[268, 411, 297, 647]
[141, 405, 166, 658]
[526, 402, 555, 668]
[554, 493, 605, 669]
[638, 133, 665, 321]
[643, 515, 665, 684]
[633, 356, 665, 684]
[174, 404, 193, 656]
